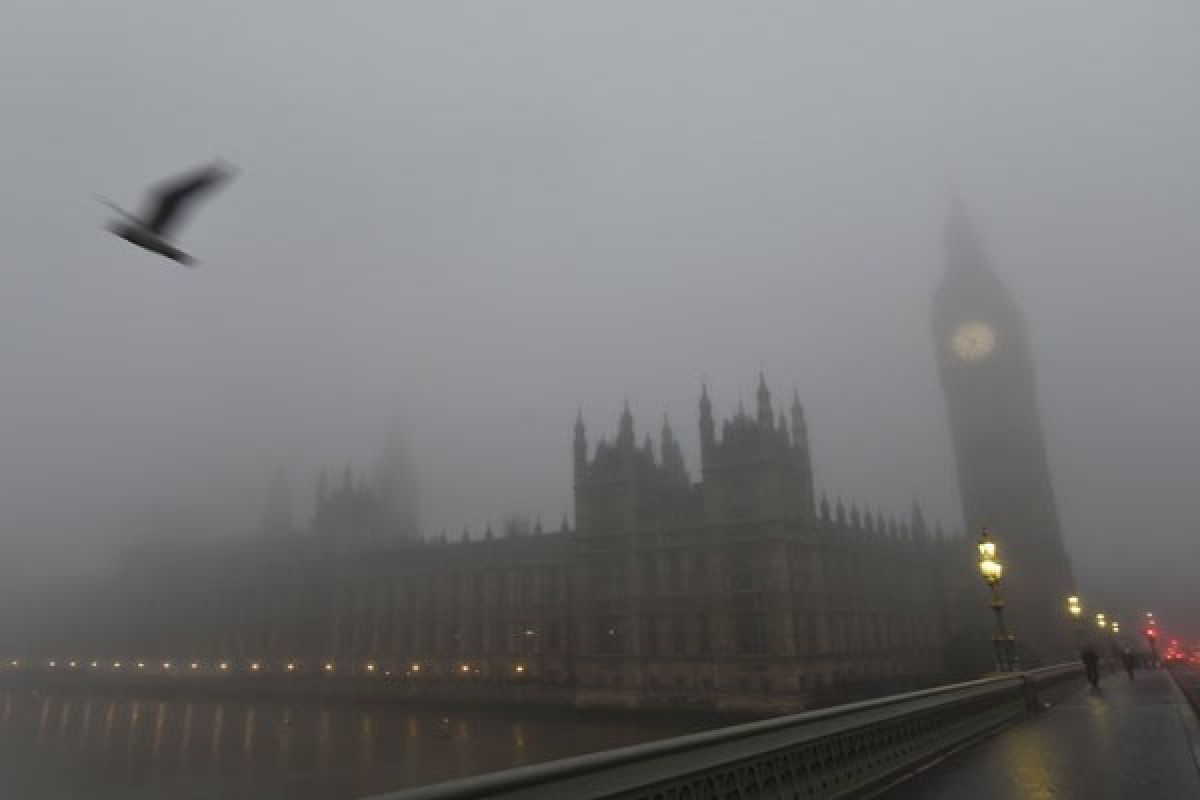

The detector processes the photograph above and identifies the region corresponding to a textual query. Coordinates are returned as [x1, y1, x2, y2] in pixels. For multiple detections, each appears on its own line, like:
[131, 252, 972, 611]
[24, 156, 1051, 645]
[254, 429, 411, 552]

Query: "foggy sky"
[3, 2, 1199, 639]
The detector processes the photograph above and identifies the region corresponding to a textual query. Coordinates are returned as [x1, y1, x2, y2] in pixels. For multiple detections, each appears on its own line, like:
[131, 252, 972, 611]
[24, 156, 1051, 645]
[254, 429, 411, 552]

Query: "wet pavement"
[881, 667, 1200, 800]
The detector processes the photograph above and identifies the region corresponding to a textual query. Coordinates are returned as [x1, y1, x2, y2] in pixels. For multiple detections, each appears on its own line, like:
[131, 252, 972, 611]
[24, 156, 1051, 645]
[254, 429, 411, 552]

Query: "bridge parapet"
[368, 664, 1081, 800]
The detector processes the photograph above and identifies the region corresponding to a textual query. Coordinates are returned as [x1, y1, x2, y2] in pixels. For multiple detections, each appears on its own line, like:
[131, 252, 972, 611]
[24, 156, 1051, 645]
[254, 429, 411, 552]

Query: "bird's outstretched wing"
[141, 160, 237, 237]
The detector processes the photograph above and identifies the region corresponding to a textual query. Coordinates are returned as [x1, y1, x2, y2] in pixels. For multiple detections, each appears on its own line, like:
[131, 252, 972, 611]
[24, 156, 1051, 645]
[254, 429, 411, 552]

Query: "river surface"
[0, 688, 726, 799]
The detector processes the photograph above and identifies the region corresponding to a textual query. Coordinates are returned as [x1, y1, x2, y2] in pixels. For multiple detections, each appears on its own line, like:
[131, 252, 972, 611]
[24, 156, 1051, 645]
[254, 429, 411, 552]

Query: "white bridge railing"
[366, 664, 1082, 800]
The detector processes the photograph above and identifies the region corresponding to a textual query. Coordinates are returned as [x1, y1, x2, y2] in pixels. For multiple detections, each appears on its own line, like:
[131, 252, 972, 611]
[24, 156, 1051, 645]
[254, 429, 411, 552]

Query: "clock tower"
[932, 199, 1075, 662]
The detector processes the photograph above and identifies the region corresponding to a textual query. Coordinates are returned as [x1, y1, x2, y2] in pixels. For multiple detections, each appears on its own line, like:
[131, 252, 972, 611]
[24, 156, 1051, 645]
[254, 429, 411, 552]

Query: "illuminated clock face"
[951, 322, 996, 362]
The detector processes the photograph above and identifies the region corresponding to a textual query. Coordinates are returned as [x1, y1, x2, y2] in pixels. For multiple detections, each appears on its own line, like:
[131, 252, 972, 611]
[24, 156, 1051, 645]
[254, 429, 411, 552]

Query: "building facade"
[29, 376, 970, 713]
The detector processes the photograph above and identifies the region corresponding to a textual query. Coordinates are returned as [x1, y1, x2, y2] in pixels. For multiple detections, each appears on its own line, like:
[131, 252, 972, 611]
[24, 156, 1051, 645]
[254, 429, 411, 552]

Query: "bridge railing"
[366, 663, 1082, 800]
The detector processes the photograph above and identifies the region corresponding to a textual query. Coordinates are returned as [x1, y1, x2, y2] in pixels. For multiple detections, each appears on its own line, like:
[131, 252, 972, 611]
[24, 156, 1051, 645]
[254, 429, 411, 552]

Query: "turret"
[661, 415, 688, 484]
[699, 384, 715, 457]
[791, 391, 808, 450]
[573, 408, 587, 480]
[756, 372, 773, 429]
[617, 400, 635, 451]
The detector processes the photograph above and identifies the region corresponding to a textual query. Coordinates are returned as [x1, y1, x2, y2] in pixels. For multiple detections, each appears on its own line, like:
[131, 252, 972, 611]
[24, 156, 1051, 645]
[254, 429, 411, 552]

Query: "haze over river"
[0, 688, 722, 799]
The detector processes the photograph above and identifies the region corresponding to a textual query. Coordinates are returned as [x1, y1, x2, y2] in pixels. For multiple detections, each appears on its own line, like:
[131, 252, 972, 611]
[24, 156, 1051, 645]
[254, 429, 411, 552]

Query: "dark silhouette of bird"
[97, 159, 238, 267]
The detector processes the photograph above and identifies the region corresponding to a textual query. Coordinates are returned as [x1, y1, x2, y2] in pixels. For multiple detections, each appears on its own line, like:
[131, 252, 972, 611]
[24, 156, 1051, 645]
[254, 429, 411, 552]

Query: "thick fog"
[3, 2, 1198, 639]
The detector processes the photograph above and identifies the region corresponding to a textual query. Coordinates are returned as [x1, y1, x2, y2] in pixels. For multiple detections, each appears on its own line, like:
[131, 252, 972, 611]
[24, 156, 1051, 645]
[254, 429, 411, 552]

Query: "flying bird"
[97, 160, 237, 267]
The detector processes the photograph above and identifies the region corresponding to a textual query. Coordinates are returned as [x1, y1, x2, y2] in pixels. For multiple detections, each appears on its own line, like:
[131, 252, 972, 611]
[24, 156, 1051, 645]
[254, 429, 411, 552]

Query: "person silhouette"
[1121, 647, 1136, 681]
[1081, 644, 1100, 688]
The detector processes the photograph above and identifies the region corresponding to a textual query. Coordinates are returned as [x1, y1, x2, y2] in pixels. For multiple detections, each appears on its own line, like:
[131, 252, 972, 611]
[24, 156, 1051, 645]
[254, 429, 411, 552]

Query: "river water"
[0, 688, 726, 799]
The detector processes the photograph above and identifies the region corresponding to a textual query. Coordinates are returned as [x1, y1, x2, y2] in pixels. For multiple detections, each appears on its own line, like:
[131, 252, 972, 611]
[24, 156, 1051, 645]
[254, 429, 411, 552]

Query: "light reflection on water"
[0, 687, 723, 799]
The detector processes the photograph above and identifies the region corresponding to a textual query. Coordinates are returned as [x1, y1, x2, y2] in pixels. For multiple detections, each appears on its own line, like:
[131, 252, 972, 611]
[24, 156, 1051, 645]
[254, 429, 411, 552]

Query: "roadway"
[880, 666, 1200, 799]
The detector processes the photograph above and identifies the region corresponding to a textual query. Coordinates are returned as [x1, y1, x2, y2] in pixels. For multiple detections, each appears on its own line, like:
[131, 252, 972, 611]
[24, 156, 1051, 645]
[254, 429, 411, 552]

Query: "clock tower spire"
[932, 199, 1075, 662]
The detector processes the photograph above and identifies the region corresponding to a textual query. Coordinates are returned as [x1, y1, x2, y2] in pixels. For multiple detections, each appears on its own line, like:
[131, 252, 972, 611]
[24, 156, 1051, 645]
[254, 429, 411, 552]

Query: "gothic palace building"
[34, 377, 971, 713]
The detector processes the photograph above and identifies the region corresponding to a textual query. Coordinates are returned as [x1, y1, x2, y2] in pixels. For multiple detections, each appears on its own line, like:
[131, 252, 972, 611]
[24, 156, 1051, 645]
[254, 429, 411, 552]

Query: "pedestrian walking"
[1121, 647, 1136, 681]
[1081, 644, 1100, 688]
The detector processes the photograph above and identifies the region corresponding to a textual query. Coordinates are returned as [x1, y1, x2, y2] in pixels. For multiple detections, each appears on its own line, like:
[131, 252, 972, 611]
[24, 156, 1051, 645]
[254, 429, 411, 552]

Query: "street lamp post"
[1144, 612, 1159, 667]
[977, 528, 1018, 672]
[1067, 595, 1083, 650]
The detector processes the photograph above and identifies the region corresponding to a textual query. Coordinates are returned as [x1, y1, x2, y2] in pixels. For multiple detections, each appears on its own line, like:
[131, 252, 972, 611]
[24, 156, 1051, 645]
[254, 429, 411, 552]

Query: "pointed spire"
[617, 400, 635, 449]
[819, 492, 830, 521]
[699, 383, 715, 453]
[778, 412, 789, 439]
[946, 193, 991, 275]
[661, 413, 687, 482]
[573, 408, 588, 476]
[790, 391, 808, 449]
[756, 371, 773, 428]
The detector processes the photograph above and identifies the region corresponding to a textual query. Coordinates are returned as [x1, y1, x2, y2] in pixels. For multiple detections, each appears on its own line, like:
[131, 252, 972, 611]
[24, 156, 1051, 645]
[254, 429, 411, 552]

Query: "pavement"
[880, 667, 1200, 800]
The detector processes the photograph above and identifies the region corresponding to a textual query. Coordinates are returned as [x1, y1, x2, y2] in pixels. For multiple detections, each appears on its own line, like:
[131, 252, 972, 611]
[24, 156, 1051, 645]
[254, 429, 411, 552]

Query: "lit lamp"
[977, 528, 1018, 672]
[1143, 613, 1160, 666]
[1096, 612, 1107, 630]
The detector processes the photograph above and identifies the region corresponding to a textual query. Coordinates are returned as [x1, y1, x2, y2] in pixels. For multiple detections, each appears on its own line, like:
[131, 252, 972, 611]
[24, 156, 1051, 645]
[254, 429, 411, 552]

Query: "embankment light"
[69, 661, 77, 668]
[286, 663, 296, 672]
[219, 662, 229, 671]
[48, 661, 56, 668]
[162, 662, 171, 670]
[190, 662, 199, 670]
[515, 664, 525, 674]
[250, 662, 261, 671]
[113, 661, 122, 669]
[459, 664, 471, 673]
[136, 662, 145, 669]
[366, 663, 376, 673]
[324, 662, 334, 672]
[410, 663, 420, 673]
